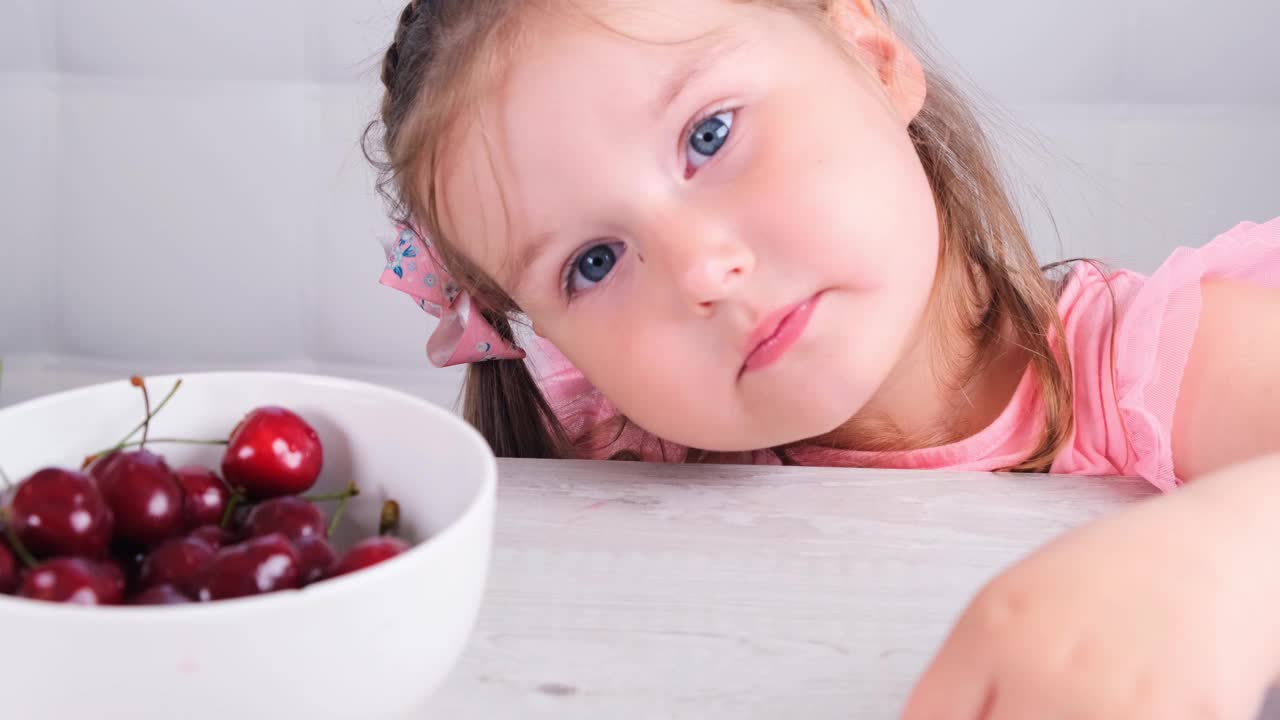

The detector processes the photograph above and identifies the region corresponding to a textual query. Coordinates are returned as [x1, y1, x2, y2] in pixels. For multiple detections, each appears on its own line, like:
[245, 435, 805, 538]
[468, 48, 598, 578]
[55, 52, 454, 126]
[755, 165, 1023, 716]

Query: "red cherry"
[92, 450, 185, 548]
[189, 524, 236, 549]
[0, 540, 16, 594]
[221, 407, 323, 499]
[243, 497, 326, 543]
[139, 536, 215, 594]
[295, 536, 337, 585]
[131, 583, 194, 605]
[175, 466, 231, 530]
[327, 536, 410, 579]
[11, 468, 114, 559]
[194, 533, 301, 601]
[85, 449, 122, 480]
[19, 558, 125, 605]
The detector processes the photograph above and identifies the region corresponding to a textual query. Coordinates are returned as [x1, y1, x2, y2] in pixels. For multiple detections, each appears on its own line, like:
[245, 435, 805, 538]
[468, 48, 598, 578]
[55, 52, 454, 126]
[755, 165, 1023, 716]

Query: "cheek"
[737, 93, 940, 289]
[550, 307, 720, 431]
[855, 140, 941, 280]
[545, 303, 661, 387]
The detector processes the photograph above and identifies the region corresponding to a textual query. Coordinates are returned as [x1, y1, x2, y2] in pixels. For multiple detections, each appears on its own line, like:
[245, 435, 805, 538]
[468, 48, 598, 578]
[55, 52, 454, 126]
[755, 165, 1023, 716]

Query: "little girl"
[369, 0, 1280, 717]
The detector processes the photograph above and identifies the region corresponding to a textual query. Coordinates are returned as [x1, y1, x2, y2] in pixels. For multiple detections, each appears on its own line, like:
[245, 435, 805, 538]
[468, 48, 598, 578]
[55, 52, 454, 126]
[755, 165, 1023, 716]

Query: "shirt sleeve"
[1111, 216, 1280, 490]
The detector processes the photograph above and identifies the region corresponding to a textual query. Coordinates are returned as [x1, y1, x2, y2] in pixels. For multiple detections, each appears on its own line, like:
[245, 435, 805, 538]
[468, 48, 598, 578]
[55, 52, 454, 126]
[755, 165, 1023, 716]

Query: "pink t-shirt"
[528, 217, 1280, 491]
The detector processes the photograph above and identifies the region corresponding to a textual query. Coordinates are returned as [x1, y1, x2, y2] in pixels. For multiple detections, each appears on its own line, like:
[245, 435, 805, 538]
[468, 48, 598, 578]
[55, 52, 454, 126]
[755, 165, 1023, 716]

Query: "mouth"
[740, 292, 824, 376]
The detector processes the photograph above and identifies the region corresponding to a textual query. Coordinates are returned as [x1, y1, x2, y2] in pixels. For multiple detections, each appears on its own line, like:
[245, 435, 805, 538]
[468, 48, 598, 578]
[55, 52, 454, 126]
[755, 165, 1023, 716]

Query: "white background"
[2, 0, 1277, 409]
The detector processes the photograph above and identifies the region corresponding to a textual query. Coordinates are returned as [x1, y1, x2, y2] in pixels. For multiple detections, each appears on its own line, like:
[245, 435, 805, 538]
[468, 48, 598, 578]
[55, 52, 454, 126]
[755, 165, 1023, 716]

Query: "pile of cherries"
[0, 377, 408, 606]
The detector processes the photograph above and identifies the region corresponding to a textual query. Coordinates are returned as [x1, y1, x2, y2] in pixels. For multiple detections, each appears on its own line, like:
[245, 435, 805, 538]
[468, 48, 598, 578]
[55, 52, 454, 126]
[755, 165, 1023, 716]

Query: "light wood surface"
[425, 458, 1261, 719]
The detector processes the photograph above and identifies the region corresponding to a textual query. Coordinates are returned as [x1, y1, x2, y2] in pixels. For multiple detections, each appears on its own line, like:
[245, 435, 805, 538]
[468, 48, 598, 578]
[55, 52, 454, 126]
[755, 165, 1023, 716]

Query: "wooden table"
[426, 458, 1268, 718]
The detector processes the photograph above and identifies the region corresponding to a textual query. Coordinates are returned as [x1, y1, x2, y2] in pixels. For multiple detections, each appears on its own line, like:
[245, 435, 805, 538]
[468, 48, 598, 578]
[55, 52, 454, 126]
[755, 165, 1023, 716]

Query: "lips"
[741, 292, 822, 374]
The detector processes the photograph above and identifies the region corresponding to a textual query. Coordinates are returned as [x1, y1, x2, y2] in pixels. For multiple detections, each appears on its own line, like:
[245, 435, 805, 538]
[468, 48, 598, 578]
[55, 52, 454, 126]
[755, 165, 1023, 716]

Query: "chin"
[772, 388, 878, 447]
[678, 405, 858, 454]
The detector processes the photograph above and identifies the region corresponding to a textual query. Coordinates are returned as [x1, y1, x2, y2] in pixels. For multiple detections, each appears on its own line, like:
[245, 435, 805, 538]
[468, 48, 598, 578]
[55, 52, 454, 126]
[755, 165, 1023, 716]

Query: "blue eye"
[567, 241, 624, 295]
[687, 110, 734, 170]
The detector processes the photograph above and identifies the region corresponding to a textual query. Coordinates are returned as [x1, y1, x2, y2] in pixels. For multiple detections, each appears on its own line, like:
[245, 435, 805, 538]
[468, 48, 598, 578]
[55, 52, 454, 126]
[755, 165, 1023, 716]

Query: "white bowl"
[0, 372, 495, 720]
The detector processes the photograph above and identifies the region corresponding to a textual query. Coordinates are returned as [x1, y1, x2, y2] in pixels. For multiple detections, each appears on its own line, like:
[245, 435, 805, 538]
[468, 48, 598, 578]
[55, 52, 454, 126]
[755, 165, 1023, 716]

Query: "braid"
[382, 0, 427, 97]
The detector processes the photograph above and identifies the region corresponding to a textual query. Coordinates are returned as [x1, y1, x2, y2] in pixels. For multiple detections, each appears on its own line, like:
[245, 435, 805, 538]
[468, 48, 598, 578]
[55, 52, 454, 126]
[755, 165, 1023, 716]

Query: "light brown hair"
[364, 0, 1077, 471]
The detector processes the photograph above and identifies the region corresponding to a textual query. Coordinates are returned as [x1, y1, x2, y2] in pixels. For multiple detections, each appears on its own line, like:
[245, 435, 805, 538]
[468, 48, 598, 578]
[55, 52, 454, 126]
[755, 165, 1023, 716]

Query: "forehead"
[434, 0, 780, 286]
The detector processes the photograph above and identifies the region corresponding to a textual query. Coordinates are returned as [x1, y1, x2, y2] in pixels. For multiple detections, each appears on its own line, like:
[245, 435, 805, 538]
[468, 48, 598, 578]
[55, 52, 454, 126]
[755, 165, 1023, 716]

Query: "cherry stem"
[83, 437, 230, 469]
[131, 376, 153, 450]
[0, 465, 11, 491]
[379, 500, 401, 537]
[116, 437, 227, 449]
[326, 481, 359, 537]
[300, 486, 361, 504]
[220, 492, 244, 529]
[111, 379, 183, 453]
[0, 508, 37, 569]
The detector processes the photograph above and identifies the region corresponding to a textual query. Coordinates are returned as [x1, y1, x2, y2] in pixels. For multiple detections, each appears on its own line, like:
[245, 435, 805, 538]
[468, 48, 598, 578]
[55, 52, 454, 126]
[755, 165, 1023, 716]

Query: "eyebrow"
[656, 33, 740, 117]
[505, 33, 741, 295]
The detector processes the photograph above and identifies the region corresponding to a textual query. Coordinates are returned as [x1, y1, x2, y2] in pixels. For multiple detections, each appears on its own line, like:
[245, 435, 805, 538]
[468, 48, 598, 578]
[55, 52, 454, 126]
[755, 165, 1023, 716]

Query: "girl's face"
[440, 0, 939, 451]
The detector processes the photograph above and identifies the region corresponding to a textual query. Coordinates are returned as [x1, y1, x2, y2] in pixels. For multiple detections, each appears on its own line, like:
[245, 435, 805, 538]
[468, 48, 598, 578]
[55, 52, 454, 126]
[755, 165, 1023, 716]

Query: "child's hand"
[902, 465, 1280, 720]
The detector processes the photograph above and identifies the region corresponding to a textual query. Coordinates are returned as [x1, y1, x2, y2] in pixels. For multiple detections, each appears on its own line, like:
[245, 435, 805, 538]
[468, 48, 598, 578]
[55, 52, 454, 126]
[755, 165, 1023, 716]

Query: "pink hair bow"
[379, 225, 526, 367]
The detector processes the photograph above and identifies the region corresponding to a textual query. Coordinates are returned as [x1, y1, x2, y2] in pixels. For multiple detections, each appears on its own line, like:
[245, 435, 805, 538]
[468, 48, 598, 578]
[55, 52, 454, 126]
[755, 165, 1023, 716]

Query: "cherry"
[221, 407, 323, 499]
[131, 583, 193, 605]
[10, 467, 114, 559]
[328, 536, 410, 579]
[140, 536, 215, 594]
[93, 450, 184, 548]
[0, 540, 16, 594]
[194, 533, 301, 601]
[243, 497, 327, 543]
[175, 466, 231, 530]
[19, 558, 125, 605]
[295, 536, 336, 585]
[86, 449, 122, 480]
[189, 524, 236, 549]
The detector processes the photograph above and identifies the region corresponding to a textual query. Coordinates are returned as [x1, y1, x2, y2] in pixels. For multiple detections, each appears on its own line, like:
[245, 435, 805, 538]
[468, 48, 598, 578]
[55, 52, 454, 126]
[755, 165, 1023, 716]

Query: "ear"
[828, 0, 927, 125]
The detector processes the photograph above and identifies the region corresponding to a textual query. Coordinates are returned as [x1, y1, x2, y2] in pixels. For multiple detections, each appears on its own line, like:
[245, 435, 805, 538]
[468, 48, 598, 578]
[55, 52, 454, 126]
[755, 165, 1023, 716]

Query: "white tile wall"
[910, 0, 1134, 104]
[54, 79, 308, 362]
[0, 74, 55, 352]
[1126, 0, 1280, 104]
[0, 0, 53, 72]
[1, 0, 1277, 410]
[52, 1, 306, 82]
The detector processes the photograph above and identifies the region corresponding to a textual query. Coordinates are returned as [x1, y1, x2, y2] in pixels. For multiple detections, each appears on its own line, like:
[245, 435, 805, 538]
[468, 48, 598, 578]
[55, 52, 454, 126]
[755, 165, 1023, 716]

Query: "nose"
[654, 211, 755, 313]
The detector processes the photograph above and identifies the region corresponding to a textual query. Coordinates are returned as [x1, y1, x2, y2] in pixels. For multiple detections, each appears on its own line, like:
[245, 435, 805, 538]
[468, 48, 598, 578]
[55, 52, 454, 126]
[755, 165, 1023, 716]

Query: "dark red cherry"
[189, 524, 236, 549]
[0, 540, 16, 594]
[93, 450, 184, 548]
[328, 536, 410, 579]
[174, 466, 231, 530]
[194, 533, 301, 601]
[243, 497, 326, 543]
[130, 584, 193, 605]
[10, 467, 113, 559]
[18, 558, 125, 605]
[139, 536, 215, 594]
[221, 407, 323, 499]
[295, 536, 337, 585]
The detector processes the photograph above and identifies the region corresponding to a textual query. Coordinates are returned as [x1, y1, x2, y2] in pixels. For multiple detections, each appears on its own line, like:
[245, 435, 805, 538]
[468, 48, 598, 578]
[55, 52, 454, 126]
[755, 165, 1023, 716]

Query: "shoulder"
[1048, 217, 1280, 488]
[1079, 216, 1280, 487]
[1172, 276, 1280, 479]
